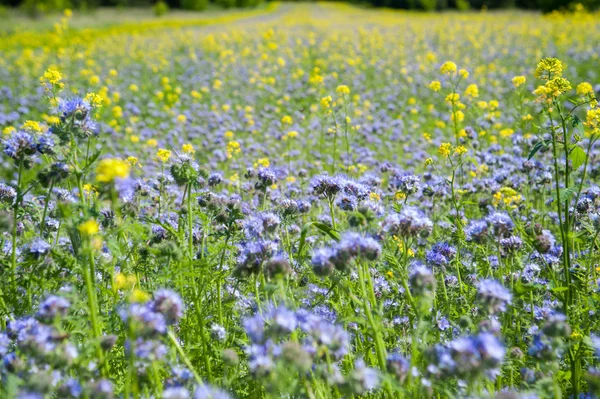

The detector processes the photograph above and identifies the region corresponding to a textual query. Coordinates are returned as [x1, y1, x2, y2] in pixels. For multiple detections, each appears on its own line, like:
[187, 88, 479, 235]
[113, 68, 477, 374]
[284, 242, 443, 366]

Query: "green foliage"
[153, 0, 168, 15]
[180, 0, 206, 10]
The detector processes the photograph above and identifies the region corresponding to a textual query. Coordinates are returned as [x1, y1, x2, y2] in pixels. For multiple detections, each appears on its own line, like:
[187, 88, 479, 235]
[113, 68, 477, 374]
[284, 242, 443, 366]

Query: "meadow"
[1, 2, 600, 398]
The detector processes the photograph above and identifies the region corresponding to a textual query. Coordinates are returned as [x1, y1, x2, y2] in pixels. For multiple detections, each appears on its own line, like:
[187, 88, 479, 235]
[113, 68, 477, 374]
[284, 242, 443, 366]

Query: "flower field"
[1, 3, 600, 398]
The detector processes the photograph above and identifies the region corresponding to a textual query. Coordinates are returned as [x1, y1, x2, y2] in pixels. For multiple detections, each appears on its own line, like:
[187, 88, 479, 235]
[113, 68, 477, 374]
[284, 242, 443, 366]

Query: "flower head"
[96, 158, 131, 183]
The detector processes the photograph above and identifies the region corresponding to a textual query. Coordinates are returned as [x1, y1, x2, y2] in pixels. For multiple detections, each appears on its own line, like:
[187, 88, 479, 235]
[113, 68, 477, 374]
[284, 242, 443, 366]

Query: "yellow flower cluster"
[85, 92, 104, 108]
[78, 219, 100, 236]
[584, 108, 600, 136]
[336, 85, 350, 95]
[512, 76, 527, 87]
[156, 148, 172, 163]
[21, 120, 43, 133]
[440, 61, 457, 75]
[96, 158, 131, 183]
[429, 80, 441, 91]
[438, 143, 467, 158]
[226, 141, 241, 159]
[182, 143, 195, 154]
[492, 187, 523, 209]
[40, 69, 64, 92]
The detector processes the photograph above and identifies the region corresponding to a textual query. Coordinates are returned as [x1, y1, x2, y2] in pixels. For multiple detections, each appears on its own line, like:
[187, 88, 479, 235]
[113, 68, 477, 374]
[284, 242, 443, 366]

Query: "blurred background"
[0, 0, 597, 31]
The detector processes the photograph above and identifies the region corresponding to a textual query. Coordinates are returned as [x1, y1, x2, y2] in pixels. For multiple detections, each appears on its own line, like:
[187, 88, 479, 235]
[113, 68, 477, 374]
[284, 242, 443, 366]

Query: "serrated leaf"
[569, 145, 586, 170]
[559, 187, 577, 204]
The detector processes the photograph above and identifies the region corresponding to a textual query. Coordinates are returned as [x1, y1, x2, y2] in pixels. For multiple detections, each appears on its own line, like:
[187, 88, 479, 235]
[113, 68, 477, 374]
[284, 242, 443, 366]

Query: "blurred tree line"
[365, 0, 597, 12]
[0, 0, 596, 18]
[0, 0, 265, 16]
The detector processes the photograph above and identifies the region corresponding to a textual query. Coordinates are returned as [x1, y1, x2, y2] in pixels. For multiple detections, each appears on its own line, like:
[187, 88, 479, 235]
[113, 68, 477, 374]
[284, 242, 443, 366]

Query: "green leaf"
[82, 149, 103, 173]
[296, 222, 313, 257]
[559, 187, 577, 204]
[569, 145, 586, 170]
[313, 222, 340, 242]
[296, 221, 340, 257]
[551, 286, 569, 293]
[528, 139, 549, 160]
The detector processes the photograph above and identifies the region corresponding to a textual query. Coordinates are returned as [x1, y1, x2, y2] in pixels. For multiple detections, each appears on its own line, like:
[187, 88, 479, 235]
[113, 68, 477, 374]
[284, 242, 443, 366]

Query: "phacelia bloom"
[486, 212, 514, 238]
[27, 238, 51, 259]
[476, 279, 512, 314]
[36, 295, 70, 323]
[3, 131, 38, 161]
[151, 289, 184, 325]
[383, 206, 433, 238]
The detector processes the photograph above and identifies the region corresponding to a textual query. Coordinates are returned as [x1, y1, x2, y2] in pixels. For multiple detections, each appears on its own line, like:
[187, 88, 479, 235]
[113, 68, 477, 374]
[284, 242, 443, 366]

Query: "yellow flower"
[130, 135, 140, 143]
[425, 157, 433, 166]
[535, 58, 563, 81]
[114, 273, 128, 290]
[182, 143, 195, 154]
[126, 156, 140, 167]
[336, 85, 350, 95]
[78, 219, 99, 236]
[464, 84, 479, 98]
[451, 110, 465, 123]
[459, 69, 469, 79]
[392, 235, 415, 256]
[445, 93, 460, 104]
[255, 157, 270, 168]
[83, 184, 97, 195]
[112, 106, 123, 118]
[96, 158, 131, 183]
[454, 146, 468, 156]
[177, 114, 187, 124]
[146, 139, 158, 147]
[369, 192, 381, 202]
[224, 130, 234, 139]
[576, 82, 594, 96]
[281, 115, 293, 125]
[512, 76, 526, 88]
[287, 130, 299, 139]
[129, 84, 139, 92]
[226, 141, 241, 159]
[21, 120, 43, 133]
[2, 126, 16, 136]
[320, 96, 332, 110]
[584, 108, 600, 135]
[156, 148, 172, 163]
[395, 191, 407, 201]
[429, 81, 441, 91]
[40, 69, 64, 91]
[500, 128, 515, 138]
[440, 61, 457, 75]
[130, 289, 150, 303]
[85, 92, 103, 108]
[438, 143, 452, 157]
[115, 273, 137, 291]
